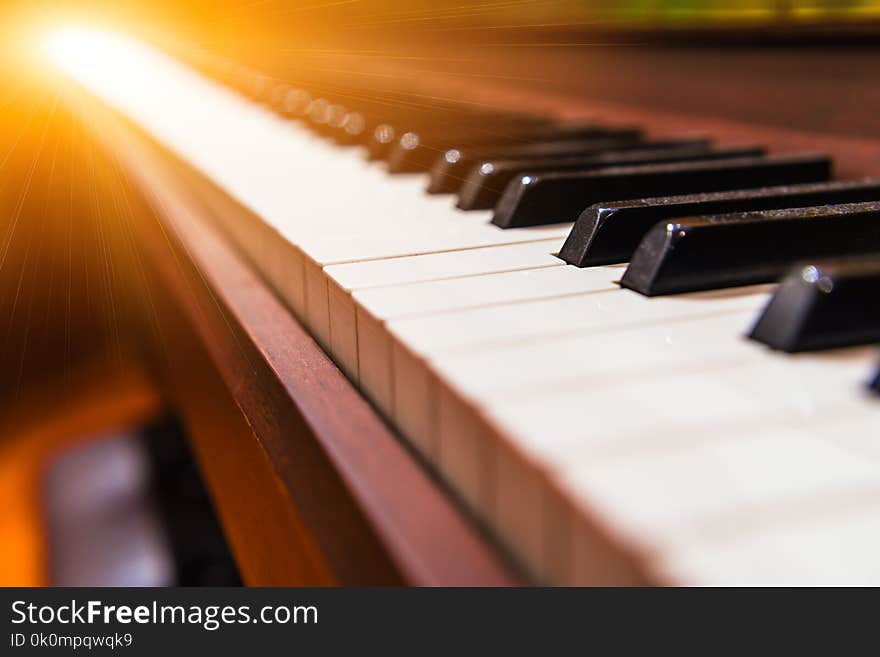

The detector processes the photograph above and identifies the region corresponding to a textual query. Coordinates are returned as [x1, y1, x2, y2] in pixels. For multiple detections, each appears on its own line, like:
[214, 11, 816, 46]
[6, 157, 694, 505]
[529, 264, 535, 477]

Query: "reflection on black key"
[492, 154, 832, 229]
[367, 118, 473, 160]
[279, 88, 312, 117]
[306, 100, 350, 136]
[386, 124, 641, 173]
[367, 122, 404, 160]
[427, 132, 667, 194]
[749, 256, 880, 352]
[459, 145, 764, 211]
[332, 111, 369, 143]
[560, 179, 880, 267]
[323, 95, 476, 144]
[366, 112, 546, 161]
[620, 202, 880, 297]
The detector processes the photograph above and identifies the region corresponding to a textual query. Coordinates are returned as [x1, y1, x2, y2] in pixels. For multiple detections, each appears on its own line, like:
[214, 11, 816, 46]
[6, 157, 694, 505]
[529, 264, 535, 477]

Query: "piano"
[41, 6, 880, 585]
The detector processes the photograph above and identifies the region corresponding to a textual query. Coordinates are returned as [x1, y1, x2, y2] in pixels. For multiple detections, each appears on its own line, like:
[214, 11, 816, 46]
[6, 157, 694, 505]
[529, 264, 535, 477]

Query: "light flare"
[42, 27, 140, 87]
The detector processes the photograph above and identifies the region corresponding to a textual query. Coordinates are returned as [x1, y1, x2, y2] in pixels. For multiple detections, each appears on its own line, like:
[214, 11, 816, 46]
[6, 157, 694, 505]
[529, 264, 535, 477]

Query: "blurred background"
[0, 0, 878, 586]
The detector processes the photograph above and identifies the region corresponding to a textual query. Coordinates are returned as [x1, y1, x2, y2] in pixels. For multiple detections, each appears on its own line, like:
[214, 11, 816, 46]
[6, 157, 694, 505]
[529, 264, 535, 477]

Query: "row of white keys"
[573, 412, 880, 585]
[656, 411, 880, 585]
[69, 37, 880, 583]
[293, 182, 569, 354]
[63, 36, 573, 335]
[322, 238, 565, 381]
[387, 285, 771, 477]
[478, 327, 879, 582]
[387, 281, 879, 582]
[349, 264, 622, 424]
[378, 286, 771, 575]
[66, 38, 610, 575]
[392, 288, 766, 581]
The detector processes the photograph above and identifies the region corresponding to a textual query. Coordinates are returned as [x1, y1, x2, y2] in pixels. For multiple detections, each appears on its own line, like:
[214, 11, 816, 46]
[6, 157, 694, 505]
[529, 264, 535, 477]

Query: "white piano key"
[297, 220, 569, 268]
[418, 310, 764, 562]
[387, 288, 775, 570]
[355, 264, 620, 321]
[487, 347, 876, 464]
[562, 420, 880, 552]
[483, 348, 878, 581]
[413, 292, 874, 579]
[325, 239, 565, 291]
[388, 284, 770, 357]
[656, 495, 880, 585]
[650, 408, 880, 585]
[355, 265, 622, 420]
[429, 309, 764, 404]
[304, 256, 332, 350]
[387, 286, 771, 513]
[324, 239, 565, 381]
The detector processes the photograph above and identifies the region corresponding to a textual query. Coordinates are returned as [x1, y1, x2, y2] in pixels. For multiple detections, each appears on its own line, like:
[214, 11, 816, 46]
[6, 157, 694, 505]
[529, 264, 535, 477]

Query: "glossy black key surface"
[382, 121, 576, 171]
[304, 100, 352, 136]
[365, 113, 548, 161]
[559, 179, 880, 267]
[748, 256, 880, 352]
[334, 88, 478, 130]
[492, 154, 832, 229]
[385, 124, 641, 173]
[361, 105, 546, 159]
[430, 138, 635, 195]
[620, 202, 880, 297]
[328, 109, 421, 145]
[326, 95, 463, 145]
[426, 131, 672, 194]
[458, 144, 765, 211]
[277, 87, 313, 117]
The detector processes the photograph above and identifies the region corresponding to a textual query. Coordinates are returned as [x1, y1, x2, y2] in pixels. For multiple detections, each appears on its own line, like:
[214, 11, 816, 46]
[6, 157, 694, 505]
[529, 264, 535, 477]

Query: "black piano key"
[324, 93, 452, 144]
[748, 256, 880, 352]
[459, 144, 765, 211]
[427, 136, 709, 195]
[559, 179, 880, 268]
[367, 122, 405, 160]
[423, 123, 641, 169]
[304, 98, 337, 127]
[241, 71, 271, 101]
[492, 154, 832, 229]
[870, 363, 880, 394]
[352, 96, 542, 157]
[365, 113, 546, 161]
[332, 111, 369, 142]
[331, 97, 499, 146]
[620, 202, 880, 297]
[385, 124, 641, 174]
[279, 88, 313, 117]
[310, 103, 388, 143]
[267, 83, 293, 111]
[426, 129, 665, 194]
[385, 124, 544, 172]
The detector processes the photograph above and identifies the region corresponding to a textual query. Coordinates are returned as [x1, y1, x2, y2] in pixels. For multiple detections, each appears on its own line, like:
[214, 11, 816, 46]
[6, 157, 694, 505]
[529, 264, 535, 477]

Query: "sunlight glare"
[42, 27, 142, 89]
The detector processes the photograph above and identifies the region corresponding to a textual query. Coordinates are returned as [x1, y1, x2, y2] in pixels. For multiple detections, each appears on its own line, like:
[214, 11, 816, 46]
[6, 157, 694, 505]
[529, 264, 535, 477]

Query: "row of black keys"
[213, 64, 880, 390]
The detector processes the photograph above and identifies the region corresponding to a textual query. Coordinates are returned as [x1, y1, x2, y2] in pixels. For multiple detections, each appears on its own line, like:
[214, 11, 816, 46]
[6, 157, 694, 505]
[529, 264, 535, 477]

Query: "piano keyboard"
[55, 33, 880, 585]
